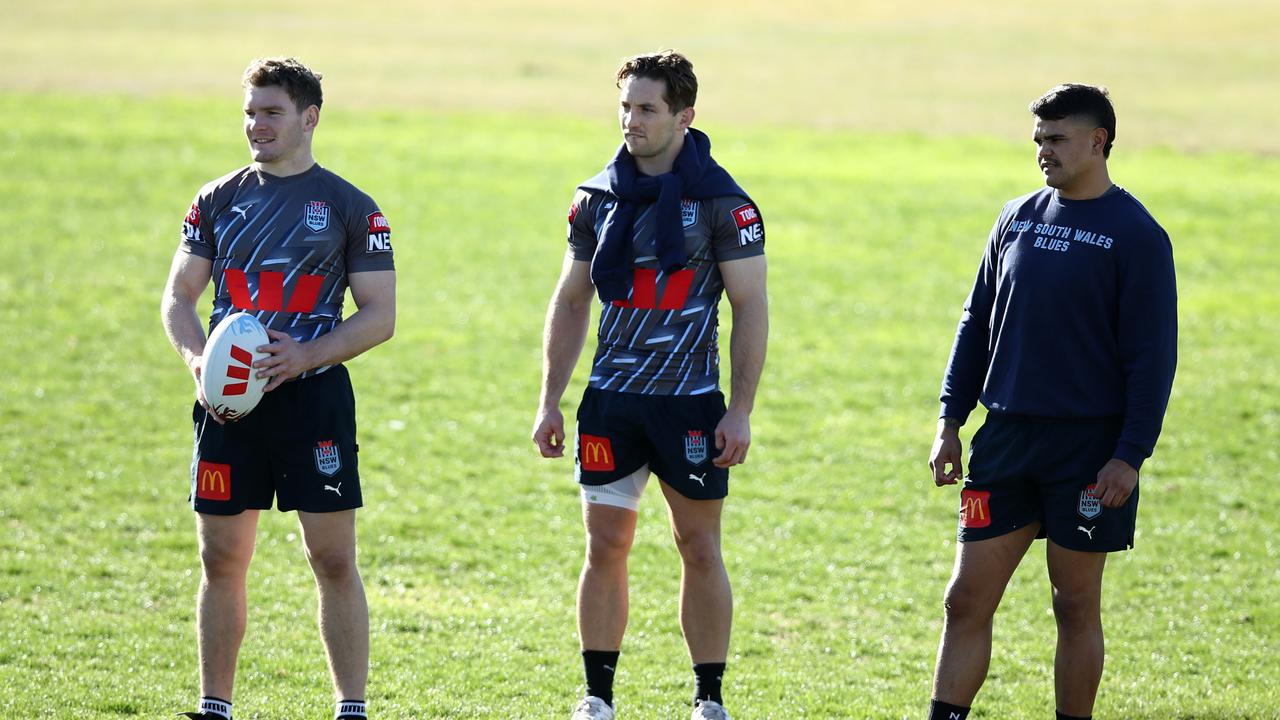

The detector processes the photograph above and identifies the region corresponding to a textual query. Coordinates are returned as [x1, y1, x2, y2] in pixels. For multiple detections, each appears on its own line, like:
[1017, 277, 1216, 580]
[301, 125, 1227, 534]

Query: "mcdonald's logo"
[578, 434, 615, 472]
[196, 461, 231, 501]
[960, 489, 991, 528]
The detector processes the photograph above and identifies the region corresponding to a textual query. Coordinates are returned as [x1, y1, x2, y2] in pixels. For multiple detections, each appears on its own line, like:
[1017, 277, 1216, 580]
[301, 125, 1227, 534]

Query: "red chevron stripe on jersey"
[258, 271, 284, 311]
[611, 269, 694, 310]
[222, 269, 324, 313]
[224, 269, 255, 310]
[286, 274, 325, 312]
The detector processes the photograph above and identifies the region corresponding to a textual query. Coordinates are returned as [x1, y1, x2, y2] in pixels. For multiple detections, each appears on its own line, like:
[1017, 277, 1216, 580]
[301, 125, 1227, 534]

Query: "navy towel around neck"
[579, 127, 747, 303]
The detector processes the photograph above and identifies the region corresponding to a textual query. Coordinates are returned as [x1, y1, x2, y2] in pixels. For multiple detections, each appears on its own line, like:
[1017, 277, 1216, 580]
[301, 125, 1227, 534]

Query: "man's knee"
[585, 521, 634, 567]
[306, 543, 358, 581]
[199, 538, 253, 581]
[673, 527, 722, 572]
[1052, 587, 1101, 632]
[942, 577, 998, 626]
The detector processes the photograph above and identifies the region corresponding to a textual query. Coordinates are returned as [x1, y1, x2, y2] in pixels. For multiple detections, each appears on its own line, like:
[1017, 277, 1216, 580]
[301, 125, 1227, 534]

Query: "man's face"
[243, 84, 314, 166]
[1033, 116, 1105, 191]
[618, 75, 690, 160]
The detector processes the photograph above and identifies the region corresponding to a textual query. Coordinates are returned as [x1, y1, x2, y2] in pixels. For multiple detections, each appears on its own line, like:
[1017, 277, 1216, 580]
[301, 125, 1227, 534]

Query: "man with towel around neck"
[532, 50, 768, 720]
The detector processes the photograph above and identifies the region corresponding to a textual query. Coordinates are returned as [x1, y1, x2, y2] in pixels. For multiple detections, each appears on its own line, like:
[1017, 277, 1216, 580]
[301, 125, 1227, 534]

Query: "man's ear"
[1092, 127, 1109, 156]
[677, 106, 696, 132]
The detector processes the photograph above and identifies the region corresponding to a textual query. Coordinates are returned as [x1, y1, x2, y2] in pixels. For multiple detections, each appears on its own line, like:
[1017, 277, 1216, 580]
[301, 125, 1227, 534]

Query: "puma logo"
[689, 472, 706, 486]
[325, 483, 342, 496]
[1077, 525, 1095, 540]
[230, 203, 253, 220]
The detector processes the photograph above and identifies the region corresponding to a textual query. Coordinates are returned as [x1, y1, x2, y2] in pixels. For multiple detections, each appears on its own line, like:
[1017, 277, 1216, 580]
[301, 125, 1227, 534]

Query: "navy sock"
[693, 663, 725, 705]
[336, 698, 366, 719]
[928, 699, 970, 720]
[1056, 713, 1091, 720]
[198, 696, 232, 720]
[582, 649, 619, 706]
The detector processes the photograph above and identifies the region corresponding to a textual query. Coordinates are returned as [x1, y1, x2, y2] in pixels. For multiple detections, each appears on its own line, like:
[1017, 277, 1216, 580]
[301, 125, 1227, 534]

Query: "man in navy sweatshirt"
[925, 84, 1177, 720]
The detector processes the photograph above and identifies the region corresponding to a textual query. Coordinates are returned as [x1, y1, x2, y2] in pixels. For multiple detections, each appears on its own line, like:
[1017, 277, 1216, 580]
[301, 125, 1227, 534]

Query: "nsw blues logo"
[681, 199, 698, 228]
[314, 440, 341, 477]
[1078, 484, 1102, 519]
[684, 430, 708, 465]
[304, 200, 330, 233]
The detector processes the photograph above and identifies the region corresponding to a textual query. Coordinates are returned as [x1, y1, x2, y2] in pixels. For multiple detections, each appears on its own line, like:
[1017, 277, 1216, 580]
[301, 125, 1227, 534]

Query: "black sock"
[693, 662, 725, 705]
[928, 699, 970, 720]
[198, 696, 232, 720]
[582, 649, 619, 706]
[1056, 713, 1091, 720]
[336, 698, 366, 719]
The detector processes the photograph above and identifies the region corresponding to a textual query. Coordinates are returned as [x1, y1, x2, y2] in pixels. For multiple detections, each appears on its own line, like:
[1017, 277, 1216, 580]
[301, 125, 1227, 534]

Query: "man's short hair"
[1030, 83, 1116, 158]
[242, 57, 323, 111]
[616, 50, 697, 113]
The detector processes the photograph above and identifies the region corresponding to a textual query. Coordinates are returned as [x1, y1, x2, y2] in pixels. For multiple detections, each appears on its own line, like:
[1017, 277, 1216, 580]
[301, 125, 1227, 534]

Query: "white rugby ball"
[201, 312, 271, 420]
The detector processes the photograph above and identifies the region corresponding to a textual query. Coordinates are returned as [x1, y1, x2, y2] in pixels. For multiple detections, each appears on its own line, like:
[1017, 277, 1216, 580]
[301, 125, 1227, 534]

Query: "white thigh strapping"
[580, 464, 650, 512]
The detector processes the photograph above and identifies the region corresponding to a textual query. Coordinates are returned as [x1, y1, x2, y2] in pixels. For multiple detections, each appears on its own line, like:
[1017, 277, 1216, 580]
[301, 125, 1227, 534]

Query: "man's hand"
[254, 329, 314, 392]
[713, 407, 751, 468]
[929, 419, 963, 486]
[190, 355, 226, 425]
[532, 405, 568, 458]
[1094, 458, 1137, 508]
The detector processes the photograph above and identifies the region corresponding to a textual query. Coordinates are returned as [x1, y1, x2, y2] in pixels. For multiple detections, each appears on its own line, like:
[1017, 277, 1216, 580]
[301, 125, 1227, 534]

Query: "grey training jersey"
[568, 190, 765, 396]
[181, 164, 394, 379]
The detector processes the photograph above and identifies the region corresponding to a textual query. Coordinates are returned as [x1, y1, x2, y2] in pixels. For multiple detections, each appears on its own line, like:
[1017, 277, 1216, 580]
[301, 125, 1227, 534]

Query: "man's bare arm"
[532, 252, 595, 458]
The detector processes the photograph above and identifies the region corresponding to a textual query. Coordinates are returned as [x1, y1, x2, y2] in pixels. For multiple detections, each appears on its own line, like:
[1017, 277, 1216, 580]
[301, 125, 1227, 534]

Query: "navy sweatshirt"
[940, 186, 1177, 470]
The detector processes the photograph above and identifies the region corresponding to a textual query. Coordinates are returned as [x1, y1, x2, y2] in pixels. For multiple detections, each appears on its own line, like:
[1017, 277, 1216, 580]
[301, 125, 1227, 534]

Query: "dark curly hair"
[616, 50, 697, 113]
[242, 57, 323, 112]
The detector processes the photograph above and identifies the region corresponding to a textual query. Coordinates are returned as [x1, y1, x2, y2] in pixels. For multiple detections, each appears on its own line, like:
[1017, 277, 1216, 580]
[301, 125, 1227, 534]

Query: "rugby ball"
[200, 312, 270, 420]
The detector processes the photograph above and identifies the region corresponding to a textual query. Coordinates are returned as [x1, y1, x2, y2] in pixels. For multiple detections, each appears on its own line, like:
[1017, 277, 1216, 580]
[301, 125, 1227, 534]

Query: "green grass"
[1, 92, 1277, 718]
[1, 1, 1277, 154]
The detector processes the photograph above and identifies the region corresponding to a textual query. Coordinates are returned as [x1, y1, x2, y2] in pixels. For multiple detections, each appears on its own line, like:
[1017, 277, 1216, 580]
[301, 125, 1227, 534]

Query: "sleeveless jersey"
[180, 164, 394, 379]
[568, 189, 765, 396]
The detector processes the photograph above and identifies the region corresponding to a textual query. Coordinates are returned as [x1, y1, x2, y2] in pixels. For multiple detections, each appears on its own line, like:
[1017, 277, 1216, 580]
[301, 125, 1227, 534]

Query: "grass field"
[1, 1, 1277, 154]
[2, 2, 1279, 718]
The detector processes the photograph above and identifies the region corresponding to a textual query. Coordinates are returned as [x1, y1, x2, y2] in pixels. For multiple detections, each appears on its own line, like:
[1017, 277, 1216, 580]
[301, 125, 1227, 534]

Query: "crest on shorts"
[684, 430, 708, 465]
[1077, 483, 1102, 519]
[314, 440, 341, 476]
[304, 200, 330, 233]
[681, 199, 698, 228]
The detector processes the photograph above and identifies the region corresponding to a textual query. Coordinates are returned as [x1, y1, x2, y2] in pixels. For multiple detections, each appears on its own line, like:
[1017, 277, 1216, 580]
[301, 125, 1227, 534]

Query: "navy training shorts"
[189, 364, 361, 515]
[574, 387, 729, 501]
[958, 412, 1137, 552]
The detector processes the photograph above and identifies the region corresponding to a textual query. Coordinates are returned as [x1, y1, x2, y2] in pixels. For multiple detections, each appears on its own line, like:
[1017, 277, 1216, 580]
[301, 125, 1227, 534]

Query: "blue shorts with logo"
[958, 413, 1137, 552]
[574, 387, 728, 501]
[189, 364, 361, 515]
